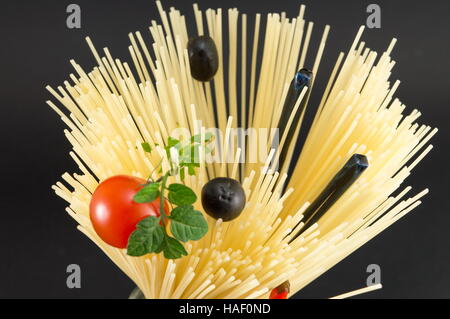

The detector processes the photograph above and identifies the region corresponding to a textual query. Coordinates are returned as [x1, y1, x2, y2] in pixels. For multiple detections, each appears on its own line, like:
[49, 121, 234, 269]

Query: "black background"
[0, 0, 449, 299]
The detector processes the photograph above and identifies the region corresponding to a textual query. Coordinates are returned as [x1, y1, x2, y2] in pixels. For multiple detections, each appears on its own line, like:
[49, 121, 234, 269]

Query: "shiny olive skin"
[201, 177, 246, 221]
[187, 35, 219, 82]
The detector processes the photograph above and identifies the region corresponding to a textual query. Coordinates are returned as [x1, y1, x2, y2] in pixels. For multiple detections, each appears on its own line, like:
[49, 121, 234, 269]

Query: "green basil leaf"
[188, 165, 196, 176]
[179, 145, 201, 165]
[127, 230, 149, 256]
[169, 206, 208, 242]
[141, 142, 152, 153]
[178, 148, 192, 164]
[191, 132, 214, 143]
[160, 235, 188, 259]
[133, 182, 160, 203]
[127, 217, 164, 256]
[136, 216, 160, 231]
[167, 137, 181, 149]
[167, 183, 197, 206]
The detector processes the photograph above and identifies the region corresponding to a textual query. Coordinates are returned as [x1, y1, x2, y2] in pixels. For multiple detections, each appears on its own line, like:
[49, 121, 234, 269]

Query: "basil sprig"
[127, 135, 212, 259]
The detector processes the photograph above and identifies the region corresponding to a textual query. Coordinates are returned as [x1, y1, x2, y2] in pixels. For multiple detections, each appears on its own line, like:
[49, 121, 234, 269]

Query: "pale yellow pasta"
[48, 1, 435, 299]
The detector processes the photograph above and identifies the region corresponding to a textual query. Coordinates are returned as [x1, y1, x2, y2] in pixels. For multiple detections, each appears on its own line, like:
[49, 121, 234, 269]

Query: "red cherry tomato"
[89, 175, 169, 248]
[269, 280, 290, 299]
[269, 290, 288, 299]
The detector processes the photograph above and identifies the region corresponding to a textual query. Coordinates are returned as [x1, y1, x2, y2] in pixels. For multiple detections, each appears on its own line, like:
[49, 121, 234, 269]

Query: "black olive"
[187, 35, 219, 82]
[201, 177, 246, 221]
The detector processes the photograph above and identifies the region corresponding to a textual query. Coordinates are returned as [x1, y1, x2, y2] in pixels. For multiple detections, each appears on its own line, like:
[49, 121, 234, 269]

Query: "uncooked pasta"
[48, 1, 436, 299]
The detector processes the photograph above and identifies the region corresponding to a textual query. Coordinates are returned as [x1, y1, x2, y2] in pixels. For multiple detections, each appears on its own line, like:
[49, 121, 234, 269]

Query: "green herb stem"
[147, 158, 164, 183]
[159, 172, 170, 225]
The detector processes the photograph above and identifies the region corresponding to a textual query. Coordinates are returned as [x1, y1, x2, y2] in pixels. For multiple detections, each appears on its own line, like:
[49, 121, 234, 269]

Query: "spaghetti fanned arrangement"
[48, 1, 436, 299]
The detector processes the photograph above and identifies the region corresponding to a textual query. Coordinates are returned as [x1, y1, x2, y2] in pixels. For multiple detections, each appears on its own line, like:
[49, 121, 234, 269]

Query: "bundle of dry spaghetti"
[48, 1, 436, 298]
